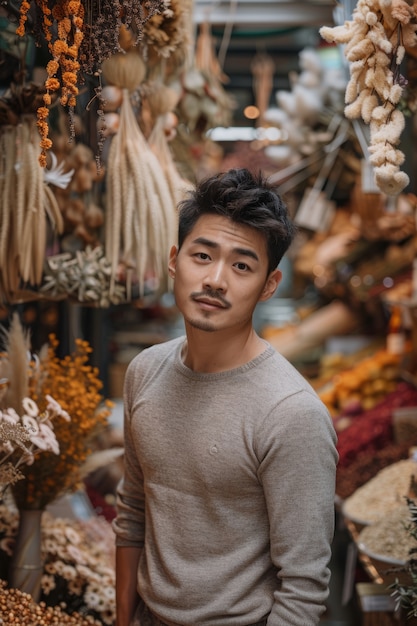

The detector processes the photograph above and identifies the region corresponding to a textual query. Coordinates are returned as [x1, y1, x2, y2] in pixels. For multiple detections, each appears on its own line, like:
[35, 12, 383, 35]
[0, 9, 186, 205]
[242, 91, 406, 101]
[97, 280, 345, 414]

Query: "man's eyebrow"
[191, 237, 259, 262]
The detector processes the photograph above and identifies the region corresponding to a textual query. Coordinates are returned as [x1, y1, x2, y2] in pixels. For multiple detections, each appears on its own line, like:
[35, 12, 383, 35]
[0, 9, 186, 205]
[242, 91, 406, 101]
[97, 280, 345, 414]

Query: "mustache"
[191, 289, 231, 308]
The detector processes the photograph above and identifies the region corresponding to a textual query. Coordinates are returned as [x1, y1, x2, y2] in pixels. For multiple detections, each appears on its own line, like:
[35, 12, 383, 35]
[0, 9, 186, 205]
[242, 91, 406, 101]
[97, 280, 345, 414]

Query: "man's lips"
[191, 290, 231, 309]
[193, 297, 227, 309]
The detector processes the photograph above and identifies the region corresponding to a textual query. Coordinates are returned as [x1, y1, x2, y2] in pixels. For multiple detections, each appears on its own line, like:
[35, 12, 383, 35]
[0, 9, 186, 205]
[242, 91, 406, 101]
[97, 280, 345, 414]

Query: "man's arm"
[261, 393, 338, 625]
[116, 545, 142, 626]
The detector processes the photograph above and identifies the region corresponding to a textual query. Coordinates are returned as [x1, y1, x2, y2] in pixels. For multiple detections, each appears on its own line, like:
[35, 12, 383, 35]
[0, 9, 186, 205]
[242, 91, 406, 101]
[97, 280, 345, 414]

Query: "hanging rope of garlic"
[320, 0, 417, 196]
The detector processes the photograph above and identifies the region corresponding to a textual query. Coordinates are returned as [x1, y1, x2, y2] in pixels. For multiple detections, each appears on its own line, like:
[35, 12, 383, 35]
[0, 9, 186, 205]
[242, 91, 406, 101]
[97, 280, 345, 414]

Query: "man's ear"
[168, 245, 178, 279]
[259, 269, 282, 302]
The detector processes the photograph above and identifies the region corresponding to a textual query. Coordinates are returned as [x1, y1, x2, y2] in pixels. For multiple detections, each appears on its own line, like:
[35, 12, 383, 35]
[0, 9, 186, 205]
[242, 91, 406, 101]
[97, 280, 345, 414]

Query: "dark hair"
[177, 168, 296, 272]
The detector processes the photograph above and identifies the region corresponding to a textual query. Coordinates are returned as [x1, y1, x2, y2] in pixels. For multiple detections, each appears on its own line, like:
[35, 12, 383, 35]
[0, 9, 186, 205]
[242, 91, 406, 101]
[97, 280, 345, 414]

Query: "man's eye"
[235, 262, 249, 271]
[196, 252, 210, 260]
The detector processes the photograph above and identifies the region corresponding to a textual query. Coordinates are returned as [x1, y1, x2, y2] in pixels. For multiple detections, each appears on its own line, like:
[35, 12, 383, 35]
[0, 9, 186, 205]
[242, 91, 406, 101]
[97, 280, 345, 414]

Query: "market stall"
[2, 0, 417, 624]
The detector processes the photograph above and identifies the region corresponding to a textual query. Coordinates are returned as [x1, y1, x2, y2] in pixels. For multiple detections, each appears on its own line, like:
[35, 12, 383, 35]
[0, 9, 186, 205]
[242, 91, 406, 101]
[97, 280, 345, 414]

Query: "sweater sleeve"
[257, 389, 338, 626]
[112, 360, 146, 548]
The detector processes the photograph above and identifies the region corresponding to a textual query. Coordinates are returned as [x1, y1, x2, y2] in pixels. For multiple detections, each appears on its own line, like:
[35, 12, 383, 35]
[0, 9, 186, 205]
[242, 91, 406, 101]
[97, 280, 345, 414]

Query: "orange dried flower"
[40, 137, 53, 150]
[45, 77, 60, 91]
[16, 0, 30, 37]
[46, 59, 59, 76]
[52, 4, 65, 20]
[52, 40, 69, 56]
[73, 17, 84, 30]
[62, 71, 77, 85]
[37, 106, 50, 120]
[74, 31, 84, 47]
[68, 0, 82, 14]
[36, 120, 48, 134]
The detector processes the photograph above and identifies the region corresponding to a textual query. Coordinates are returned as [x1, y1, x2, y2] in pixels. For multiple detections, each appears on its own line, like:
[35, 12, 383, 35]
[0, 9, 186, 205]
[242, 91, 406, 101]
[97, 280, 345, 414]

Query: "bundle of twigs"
[0, 117, 63, 303]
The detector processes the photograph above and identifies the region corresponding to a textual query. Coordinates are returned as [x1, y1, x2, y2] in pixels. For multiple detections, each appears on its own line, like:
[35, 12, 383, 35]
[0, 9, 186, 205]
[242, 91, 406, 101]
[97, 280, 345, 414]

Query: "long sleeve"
[257, 391, 337, 625]
[112, 363, 146, 548]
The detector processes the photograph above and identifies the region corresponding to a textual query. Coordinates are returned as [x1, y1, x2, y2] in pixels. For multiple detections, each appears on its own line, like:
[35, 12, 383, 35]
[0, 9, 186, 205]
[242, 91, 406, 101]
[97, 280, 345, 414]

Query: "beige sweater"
[113, 337, 338, 626]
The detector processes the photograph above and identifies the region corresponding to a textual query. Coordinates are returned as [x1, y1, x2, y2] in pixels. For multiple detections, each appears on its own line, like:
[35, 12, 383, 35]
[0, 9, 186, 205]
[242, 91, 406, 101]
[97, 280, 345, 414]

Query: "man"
[113, 168, 338, 626]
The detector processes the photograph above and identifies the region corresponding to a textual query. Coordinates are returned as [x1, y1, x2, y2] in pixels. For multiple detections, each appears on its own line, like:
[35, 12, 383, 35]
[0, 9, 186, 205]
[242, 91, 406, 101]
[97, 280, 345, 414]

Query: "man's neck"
[181, 326, 266, 373]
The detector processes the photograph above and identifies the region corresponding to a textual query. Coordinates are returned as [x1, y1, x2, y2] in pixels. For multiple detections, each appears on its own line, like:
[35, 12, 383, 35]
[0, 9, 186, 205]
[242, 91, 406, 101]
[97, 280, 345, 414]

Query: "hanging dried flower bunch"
[320, 0, 417, 196]
[15, 0, 166, 166]
[141, 0, 193, 72]
[0, 115, 64, 303]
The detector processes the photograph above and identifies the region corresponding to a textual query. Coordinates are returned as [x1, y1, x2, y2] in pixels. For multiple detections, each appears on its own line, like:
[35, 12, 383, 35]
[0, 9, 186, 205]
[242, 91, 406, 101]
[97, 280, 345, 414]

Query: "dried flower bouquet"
[0, 314, 112, 511]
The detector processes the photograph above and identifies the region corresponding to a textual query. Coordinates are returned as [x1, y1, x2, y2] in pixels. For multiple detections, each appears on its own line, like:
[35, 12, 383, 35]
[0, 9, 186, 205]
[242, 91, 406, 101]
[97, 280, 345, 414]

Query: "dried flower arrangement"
[320, 0, 417, 196]
[0, 503, 115, 624]
[0, 396, 68, 500]
[0, 314, 112, 510]
[14, 0, 167, 166]
[175, 20, 236, 138]
[40, 246, 127, 306]
[0, 315, 69, 497]
[12, 335, 112, 510]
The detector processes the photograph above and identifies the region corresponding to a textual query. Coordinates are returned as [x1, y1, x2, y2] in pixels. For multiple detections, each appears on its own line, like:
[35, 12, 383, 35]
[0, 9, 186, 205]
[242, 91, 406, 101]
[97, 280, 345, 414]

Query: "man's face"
[168, 214, 281, 333]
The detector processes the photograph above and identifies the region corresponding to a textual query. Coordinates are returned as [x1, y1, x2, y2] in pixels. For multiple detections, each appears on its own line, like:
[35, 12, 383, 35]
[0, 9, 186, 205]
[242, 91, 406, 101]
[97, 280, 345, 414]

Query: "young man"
[113, 168, 338, 626]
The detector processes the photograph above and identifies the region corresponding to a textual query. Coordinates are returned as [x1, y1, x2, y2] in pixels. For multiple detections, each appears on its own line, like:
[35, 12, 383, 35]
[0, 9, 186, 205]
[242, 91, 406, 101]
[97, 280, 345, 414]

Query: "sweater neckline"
[173, 337, 275, 381]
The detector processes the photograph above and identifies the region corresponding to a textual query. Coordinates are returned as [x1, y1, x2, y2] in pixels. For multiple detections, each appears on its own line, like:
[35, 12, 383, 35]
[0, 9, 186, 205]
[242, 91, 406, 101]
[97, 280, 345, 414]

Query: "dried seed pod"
[102, 50, 147, 92]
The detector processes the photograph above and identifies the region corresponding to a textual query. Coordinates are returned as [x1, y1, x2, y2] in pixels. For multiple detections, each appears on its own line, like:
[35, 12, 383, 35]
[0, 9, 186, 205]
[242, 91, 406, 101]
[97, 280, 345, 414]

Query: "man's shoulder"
[261, 345, 323, 402]
[131, 335, 183, 366]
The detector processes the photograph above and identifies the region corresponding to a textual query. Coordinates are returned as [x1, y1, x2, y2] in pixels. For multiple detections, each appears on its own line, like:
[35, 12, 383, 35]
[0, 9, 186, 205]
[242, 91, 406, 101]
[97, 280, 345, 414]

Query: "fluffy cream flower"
[362, 93, 379, 122]
[371, 108, 406, 144]
[375, 165, 410, 194]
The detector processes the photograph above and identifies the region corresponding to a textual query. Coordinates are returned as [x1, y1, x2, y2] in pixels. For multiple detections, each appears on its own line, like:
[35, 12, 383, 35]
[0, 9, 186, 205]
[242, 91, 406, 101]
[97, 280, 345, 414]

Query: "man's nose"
[203, 262, 227, 292]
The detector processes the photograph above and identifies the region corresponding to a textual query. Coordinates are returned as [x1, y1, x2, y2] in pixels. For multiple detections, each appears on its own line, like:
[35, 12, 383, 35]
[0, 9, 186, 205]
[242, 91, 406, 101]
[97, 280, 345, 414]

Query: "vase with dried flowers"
[0, 313, 112, 603]
[0, 315, 71, 600]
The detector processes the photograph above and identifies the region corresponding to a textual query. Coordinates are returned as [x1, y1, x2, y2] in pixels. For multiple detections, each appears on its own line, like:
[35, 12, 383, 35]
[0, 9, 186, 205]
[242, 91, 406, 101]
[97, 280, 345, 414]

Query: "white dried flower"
[396, 45, 406, 65]
[347, 37, 375, 61]
[371, 108, 405, 144]
[45, 394, 71, 422]
[345, 94, 367, 118]
[366, 11, 379, 26]
[374, 165, 409, 195]
[319, 24, 353, 44]
[379, 37, 394, 54]
[370, 103, 393, 123]
[22, 415, 40, 436]
[388, 83, 404, 104]
[345, 76, 362, 104]
[362, 93, 379, 123]
[369, 144, 405, 166]
[374, 49, 391, 68]
[21, 397, 39, 417]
